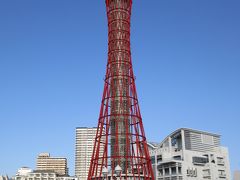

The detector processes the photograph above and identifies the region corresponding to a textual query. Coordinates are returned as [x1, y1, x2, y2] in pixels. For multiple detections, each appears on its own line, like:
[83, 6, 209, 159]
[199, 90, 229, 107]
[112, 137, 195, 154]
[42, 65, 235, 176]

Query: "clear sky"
[0, 0, 239, 177]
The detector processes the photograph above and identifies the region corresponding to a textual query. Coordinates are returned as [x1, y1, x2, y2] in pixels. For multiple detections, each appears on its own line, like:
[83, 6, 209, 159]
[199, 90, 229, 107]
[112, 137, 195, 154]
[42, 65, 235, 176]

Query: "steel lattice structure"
[88, 0, 154, 179]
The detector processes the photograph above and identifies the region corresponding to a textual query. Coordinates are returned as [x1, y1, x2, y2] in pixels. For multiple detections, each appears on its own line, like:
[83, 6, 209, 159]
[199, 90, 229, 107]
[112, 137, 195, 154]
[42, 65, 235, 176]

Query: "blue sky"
[0, 0, 240, 176]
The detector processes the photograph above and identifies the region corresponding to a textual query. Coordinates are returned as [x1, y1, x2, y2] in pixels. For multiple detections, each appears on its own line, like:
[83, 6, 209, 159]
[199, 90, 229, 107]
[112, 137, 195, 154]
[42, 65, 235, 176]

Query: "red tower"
[88, 0, 154, 179]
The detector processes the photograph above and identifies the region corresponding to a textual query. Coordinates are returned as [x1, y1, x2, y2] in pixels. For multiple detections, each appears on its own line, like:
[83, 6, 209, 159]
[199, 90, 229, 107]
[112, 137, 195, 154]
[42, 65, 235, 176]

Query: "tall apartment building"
[149, 128, 231, 180]
[36, 153, 68, 176]
[75, 127, 104, 180]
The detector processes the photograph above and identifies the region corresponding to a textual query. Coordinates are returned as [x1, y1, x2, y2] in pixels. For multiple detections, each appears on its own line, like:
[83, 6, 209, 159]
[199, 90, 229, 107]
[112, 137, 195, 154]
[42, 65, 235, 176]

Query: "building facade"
[16, 167, 33, 176]
[14, 170, 76, 180]
[0, 175, 10, 180]
[149, 128, 231, 180]
[234, 170, 240, 180]
[36, 153, 68, 176]
[75, 127, 104, 180]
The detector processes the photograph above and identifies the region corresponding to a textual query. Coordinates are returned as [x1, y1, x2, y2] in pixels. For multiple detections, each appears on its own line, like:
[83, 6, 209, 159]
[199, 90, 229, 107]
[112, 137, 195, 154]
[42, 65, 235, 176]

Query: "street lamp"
[102, 166, 108, 180]
[114, 165, 122, 179]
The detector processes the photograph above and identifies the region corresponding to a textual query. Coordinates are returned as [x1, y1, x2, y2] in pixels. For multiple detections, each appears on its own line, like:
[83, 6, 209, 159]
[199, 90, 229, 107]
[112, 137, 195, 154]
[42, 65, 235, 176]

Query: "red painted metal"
[88, 0, 154, 179]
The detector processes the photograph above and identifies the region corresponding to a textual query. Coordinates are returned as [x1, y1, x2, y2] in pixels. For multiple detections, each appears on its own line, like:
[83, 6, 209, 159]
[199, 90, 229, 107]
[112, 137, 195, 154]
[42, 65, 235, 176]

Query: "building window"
[171, 167, 176, 175]
[158, 169, 163, 176]
[157, 155, 162, 163]
[173, 156, 181, 160]
[165, 168, 169, 175]
[203, 169, 211, 177]
[178, 167, 182, 174]
[192, 156, 209, 164]
[150, 156, 155, 164]
[218, 170, 226, 177]
[217, 157, 225, 165]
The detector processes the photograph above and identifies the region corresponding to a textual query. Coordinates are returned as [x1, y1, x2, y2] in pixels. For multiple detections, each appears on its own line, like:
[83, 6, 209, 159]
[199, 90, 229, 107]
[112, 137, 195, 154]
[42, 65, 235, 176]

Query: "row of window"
[158, 167, 182, 176]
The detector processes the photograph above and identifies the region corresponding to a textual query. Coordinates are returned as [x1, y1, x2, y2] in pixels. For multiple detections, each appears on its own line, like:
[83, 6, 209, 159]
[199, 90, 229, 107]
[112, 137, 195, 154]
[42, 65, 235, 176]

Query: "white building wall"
[149, 128, 231, 180]
[14, 171, 77, 180]
[16, 167, 33, 176]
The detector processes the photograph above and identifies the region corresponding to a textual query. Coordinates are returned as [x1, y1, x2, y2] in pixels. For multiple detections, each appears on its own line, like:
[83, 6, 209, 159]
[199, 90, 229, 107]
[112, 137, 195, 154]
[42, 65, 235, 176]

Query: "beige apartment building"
[36, 153, 68, 176]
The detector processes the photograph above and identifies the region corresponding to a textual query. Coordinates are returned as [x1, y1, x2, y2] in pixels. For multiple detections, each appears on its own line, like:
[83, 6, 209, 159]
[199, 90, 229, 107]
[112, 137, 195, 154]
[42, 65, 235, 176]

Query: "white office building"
[75, 127, 104, 180]
[149, 128, 231, 180]
[14, 170, 76, 180]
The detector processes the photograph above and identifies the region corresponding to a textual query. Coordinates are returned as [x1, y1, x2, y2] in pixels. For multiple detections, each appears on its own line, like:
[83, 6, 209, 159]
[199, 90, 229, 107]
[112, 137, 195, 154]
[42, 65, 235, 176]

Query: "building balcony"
[157, 158, 182, 166]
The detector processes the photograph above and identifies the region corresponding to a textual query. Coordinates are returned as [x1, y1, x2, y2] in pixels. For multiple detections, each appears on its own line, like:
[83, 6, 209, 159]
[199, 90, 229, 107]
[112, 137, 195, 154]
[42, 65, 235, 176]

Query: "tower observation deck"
[88, 0, 154, 179]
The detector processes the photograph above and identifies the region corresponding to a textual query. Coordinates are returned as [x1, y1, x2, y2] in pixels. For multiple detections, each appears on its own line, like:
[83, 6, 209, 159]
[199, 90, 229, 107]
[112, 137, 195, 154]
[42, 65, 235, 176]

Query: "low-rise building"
[14, 170, 76, 180]
[36, 153, 68, 176]
[149, 128, 231, 180]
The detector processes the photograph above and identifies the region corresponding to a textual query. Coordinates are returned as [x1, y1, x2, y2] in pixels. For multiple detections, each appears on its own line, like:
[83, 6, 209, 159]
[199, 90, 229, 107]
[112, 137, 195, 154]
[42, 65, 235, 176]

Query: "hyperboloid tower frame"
[88, 0, 154, 179]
